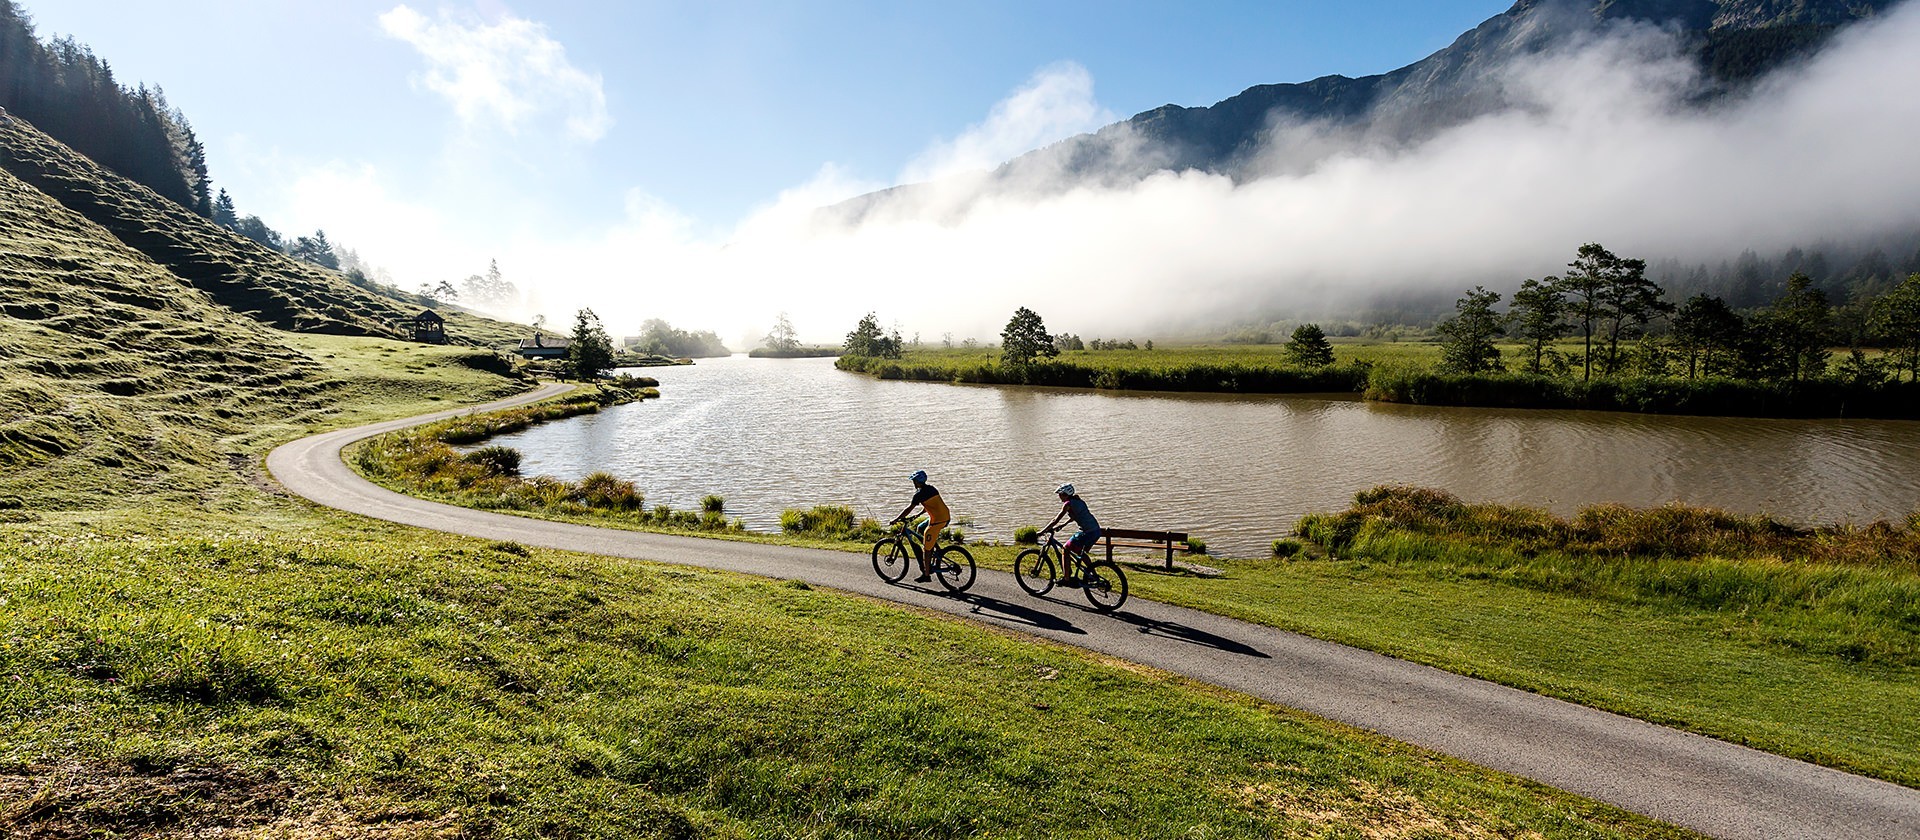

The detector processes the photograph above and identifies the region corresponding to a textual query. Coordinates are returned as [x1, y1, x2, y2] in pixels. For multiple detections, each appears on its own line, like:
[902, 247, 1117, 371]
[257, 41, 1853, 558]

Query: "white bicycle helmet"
[1055, 483, 1075, 496]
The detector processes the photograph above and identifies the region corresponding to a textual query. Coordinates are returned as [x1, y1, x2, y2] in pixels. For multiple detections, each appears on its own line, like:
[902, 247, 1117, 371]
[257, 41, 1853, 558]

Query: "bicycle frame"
[1038, 528, 1089, 575]
[892, 515, 932, 562]
[1018, 526, 1127, 612]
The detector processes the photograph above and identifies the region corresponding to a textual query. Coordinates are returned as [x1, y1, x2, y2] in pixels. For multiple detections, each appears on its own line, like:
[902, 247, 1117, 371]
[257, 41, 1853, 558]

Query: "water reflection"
[482, 356, 1920, 557]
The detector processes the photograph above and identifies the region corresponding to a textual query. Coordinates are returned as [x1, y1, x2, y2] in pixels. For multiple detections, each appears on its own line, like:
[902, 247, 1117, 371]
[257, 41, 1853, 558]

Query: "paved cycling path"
[268, 384, 1920, 840]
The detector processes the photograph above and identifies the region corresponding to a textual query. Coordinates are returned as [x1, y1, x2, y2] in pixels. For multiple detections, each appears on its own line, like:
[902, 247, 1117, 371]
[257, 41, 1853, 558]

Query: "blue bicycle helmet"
[910, 470, 928, 483]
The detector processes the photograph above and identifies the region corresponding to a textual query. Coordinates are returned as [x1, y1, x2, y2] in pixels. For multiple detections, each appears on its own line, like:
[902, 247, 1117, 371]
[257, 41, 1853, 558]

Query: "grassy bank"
[348, 381, 756, 535]
[747, 347, 841, 358]
[837, 344, 1920, 418]
[837, 349, 1369, 393]
[1093, 487, 1920, 786]
[1, 333, 1699, 837]
[1365, 368, 1920, 418]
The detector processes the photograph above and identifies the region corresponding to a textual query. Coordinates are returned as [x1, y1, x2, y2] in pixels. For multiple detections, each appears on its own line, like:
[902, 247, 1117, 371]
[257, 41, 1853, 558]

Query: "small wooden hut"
[410, 309, 447, 344]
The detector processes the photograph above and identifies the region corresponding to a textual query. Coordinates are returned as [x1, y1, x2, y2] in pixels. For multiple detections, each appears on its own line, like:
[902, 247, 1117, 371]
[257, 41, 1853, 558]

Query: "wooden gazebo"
[409, 309, 447, 344]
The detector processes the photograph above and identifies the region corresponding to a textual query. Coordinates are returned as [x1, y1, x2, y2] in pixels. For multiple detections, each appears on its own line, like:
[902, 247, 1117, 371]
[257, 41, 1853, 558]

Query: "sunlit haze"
[26, 1, 1920, 346]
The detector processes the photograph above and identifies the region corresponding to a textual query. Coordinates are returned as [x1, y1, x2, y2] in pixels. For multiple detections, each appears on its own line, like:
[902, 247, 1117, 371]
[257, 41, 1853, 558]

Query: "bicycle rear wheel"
[1014, 548, 1056, 596]
[1081, 560, 1128, 612]
[934, 545, 976, 592]
[871, 537, 911, 583]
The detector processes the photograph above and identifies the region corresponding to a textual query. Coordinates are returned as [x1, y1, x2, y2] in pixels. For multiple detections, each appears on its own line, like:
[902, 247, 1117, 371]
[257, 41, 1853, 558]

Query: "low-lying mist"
[543, 4, 1920, 345]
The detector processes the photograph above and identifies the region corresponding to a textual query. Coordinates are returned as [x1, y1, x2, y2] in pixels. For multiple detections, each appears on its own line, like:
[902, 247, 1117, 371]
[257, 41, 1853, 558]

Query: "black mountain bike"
[1014, 526, 1127, 612]
[872, 516, 976, 592]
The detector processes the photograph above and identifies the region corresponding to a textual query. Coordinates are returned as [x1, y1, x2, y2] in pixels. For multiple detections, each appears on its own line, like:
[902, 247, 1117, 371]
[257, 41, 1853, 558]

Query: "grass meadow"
[1, 334, 1697, 838]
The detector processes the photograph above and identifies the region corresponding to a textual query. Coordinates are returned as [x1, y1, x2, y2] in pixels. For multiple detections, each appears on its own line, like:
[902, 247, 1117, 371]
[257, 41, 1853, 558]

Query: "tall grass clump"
[1297, 485, 1920, 666]
[779, 504, 883, 541]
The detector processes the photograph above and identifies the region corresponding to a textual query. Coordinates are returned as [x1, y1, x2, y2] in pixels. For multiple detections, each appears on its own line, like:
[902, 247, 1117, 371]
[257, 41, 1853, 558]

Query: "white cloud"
[258, 5, 1920, 348]
[900, 62, 1114, 183]
[379, 4, 610, 142]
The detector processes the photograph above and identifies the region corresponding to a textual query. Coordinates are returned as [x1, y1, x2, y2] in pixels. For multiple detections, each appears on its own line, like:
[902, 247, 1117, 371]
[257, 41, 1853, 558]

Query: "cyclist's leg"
[921, 517, 948, 578]
[1063, 531, 1095, 584]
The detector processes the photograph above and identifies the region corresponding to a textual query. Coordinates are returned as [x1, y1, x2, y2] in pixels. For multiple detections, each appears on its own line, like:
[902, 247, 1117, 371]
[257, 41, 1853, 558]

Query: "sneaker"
[913, 574, 934, 583]
[1058, 576, 1081, 588]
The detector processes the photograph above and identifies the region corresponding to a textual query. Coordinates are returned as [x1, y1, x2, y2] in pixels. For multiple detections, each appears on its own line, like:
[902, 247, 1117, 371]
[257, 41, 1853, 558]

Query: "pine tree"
[1000, 307, 1057, 366]
[566, 308, 616, 380]
[1507, 277, 1566, 374]
[1869, 274, 1920, 382]
[212, 189, 238, 229]
[1284, 324, 1335, 367]
[1671, 294, 1741, 379]
[842, 312, 901, 358]
[764, 312, 800, 352]
[1436, 287, 1505, 374]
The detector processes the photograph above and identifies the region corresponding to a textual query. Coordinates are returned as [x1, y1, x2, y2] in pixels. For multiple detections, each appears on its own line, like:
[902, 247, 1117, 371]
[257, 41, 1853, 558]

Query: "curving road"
[268, 383, 1920, 840]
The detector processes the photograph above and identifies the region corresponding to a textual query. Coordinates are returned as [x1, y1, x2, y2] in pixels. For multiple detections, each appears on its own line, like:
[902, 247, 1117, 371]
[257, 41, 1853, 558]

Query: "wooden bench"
[1098, 528, 1192, 570]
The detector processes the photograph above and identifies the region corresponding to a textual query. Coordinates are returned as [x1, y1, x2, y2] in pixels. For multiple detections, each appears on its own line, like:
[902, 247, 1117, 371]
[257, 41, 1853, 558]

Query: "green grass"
[845, 343, 1920, 418]
[0, 311, 1694, 837]
[1008, 488, 1920, 787]
[1111, 547, 1920, 787]
[0, 523, 1695, 839]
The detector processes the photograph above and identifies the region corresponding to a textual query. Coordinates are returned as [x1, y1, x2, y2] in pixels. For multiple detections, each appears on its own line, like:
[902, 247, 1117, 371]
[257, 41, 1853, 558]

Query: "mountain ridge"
[834, 0, 1900, 221]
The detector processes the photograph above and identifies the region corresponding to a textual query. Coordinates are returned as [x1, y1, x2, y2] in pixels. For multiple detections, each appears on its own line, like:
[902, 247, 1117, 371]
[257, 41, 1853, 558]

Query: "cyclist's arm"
[1043, 507, 1067, 532]
[894, 501, 919, 523]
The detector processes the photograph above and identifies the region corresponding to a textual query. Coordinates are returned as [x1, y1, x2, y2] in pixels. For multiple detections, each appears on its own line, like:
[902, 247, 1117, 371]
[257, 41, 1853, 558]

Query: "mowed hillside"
[0, 116, 529, 514]
[0, 114, 521, 346]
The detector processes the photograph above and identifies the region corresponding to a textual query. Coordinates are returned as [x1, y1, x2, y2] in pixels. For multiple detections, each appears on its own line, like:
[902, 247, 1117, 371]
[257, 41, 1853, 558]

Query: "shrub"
[1185, 536, 1208, 556]
[462, 445, 522, 476]
[779, 505, 868, 540]
[701, 495, 726, 513]
[1014, 525, 1040, 544]
[1272, 539, 1302, 558]
[576, 472, 644, 511]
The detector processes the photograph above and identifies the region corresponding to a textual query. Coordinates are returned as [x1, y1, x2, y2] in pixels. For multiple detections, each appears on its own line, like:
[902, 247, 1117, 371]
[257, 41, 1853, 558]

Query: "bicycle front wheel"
[871, 537, 911, 583]
[934, 545, 976, 593]
[1014, 548, 1056, 596]
[1081, 560, 1128, 612]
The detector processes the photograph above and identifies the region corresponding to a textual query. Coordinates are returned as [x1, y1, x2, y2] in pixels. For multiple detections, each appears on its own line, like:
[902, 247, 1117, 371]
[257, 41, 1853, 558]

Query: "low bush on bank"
[354, 388, 739, 535]
[1296, 486, 1920, 666]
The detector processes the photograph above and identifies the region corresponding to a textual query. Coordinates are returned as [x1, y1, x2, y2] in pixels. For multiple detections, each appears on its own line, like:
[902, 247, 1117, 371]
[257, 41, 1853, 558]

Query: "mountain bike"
[1014, 526, 1128, 612]
[871, 516, 976, 592]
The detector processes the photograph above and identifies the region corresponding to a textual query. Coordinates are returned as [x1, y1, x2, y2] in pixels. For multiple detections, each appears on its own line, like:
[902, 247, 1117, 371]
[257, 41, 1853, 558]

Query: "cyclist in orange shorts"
[892, 469, 950, 583]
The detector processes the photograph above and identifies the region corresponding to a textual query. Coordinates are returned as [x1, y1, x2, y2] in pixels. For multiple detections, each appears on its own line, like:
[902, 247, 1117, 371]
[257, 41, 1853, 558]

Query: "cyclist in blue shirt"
[1043, 483, 1100, 585]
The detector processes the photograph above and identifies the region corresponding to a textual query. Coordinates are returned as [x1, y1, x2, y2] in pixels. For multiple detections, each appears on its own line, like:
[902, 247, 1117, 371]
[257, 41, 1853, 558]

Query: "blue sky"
[27, 1, 1507, 232]
[19, 2, 1920, 345]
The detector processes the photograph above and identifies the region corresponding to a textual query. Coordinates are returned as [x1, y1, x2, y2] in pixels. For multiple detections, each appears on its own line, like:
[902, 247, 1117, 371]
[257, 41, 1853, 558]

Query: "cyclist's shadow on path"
[1111, 612, 1270, 659]
[946, 591, 1087, 635]
[944, 590, 1270, 659]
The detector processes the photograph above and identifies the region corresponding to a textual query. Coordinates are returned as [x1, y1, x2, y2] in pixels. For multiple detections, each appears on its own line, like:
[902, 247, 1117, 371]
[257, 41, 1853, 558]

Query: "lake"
[482, 356, 1920, 557]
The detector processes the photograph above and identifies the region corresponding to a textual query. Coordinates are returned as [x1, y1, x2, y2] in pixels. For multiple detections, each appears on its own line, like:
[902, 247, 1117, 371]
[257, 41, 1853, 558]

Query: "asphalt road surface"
[267, 383, 1920, 840]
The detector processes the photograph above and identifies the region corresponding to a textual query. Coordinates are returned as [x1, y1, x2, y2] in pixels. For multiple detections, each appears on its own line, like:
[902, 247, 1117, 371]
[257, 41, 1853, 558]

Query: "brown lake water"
[483, 355, 1920, 558]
